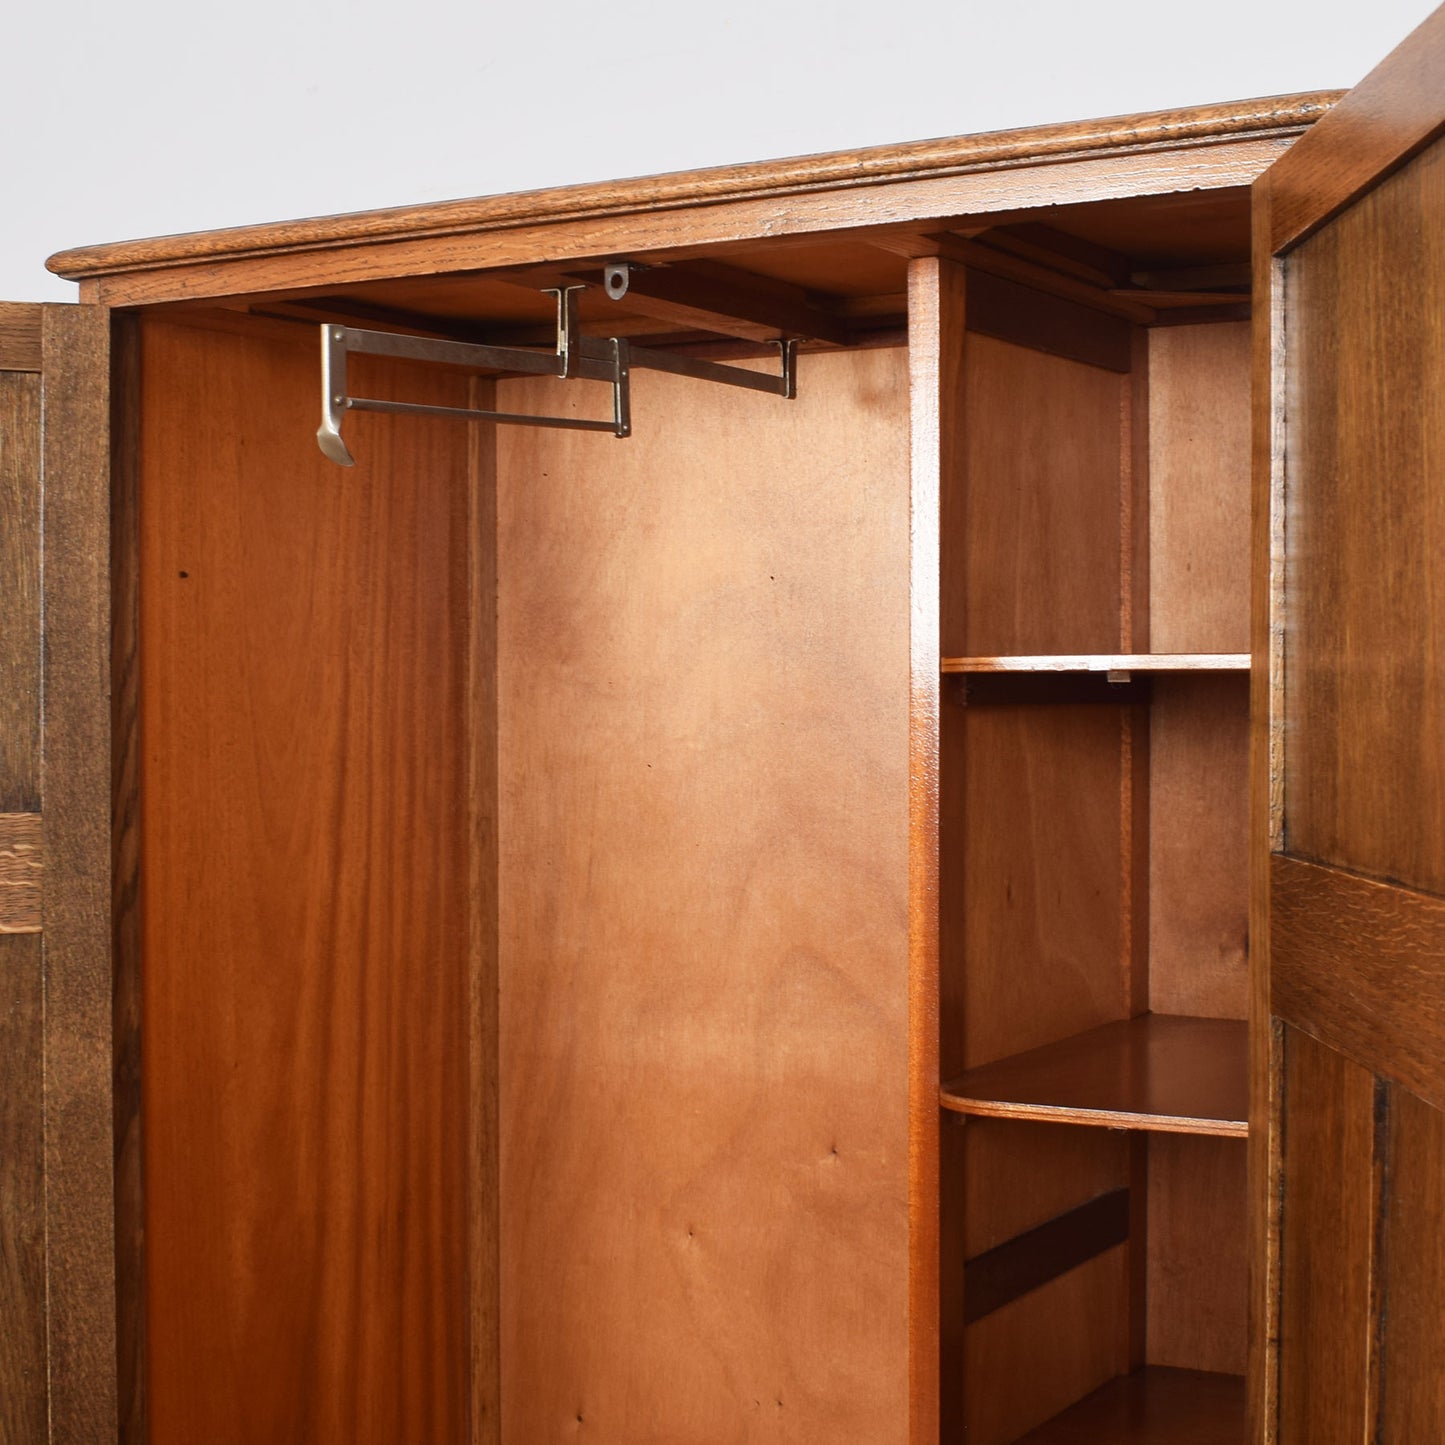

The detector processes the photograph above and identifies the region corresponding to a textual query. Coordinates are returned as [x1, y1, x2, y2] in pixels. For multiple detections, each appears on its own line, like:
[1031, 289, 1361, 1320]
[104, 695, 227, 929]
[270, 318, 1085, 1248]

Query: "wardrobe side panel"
[138, 318, 475, 1445]
[495, 349, 911, 1445]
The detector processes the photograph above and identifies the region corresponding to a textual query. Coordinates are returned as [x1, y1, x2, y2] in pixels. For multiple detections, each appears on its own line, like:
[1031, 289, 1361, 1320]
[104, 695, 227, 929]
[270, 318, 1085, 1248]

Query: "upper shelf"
[942, 653, 1249, 674]
[940, 1013, 1248, 1137]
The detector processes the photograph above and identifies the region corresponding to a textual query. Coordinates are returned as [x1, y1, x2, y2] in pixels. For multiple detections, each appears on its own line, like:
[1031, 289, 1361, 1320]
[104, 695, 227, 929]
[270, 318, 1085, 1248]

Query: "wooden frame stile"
[906, 254, 963, 1445]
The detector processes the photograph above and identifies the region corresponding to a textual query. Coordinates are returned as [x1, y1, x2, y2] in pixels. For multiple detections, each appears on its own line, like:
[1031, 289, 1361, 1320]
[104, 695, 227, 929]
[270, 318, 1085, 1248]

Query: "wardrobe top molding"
[47, 94, 1339, 308]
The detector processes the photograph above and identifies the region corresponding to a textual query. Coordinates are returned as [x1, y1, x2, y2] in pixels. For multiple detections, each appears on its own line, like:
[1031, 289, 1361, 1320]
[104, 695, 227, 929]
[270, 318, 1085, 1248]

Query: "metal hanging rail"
[317, 284, 797, 466]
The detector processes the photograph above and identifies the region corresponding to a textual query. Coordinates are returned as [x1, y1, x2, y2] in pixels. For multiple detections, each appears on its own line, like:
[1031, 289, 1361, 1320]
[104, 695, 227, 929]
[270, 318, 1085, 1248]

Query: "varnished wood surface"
[1012, 1366, 1244, 1444]
[1272, 853, 1445, 1115]
[50, 97, 1338, 283]
[1146, 1135, 1247, 1375]
[1282, 133, 1445, 898]
[495, 349, 910, 1444]
[40, 303, 120, 1445]
[941, 1015, 1248, 1136]
[71, 137, 1305, 310]
[0, 314, 46, 1444]
[139, 318, 473, 1443]
[910, 257, 962, 1445]
[0, 303, 42, 371]
[1268, 10, 1445, 253]
[1148, 676, 1249, 1018]
[1275, 1028, 1380, 1441]
[0, 813, 42, 932]
[964, 1250, 1128, 1445]
[1147, 322, 1251, 653]
[1377, 1085, 1445, 1440]
[0, 369, 41, 813]
[941, 653, 1247, 673]
[953, 335, 1126, 657]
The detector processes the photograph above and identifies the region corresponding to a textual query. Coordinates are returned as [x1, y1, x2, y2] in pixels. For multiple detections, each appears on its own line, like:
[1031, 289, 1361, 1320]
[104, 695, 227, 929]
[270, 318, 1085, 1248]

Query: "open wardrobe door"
[1252, 6, 1445, 1441]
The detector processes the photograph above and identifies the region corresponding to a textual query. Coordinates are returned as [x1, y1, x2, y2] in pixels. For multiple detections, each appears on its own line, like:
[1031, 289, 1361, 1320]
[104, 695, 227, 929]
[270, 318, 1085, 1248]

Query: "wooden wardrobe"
[4, 8, 1445, 1443]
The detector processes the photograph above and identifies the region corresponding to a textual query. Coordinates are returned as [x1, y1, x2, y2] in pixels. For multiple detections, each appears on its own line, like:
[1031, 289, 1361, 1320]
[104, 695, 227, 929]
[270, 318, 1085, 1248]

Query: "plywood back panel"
[951, 334, 1127, 657]
[1147, 323, 1251, 653]
[139, 319, 475, 1445]
[495, 348, 911, 1444]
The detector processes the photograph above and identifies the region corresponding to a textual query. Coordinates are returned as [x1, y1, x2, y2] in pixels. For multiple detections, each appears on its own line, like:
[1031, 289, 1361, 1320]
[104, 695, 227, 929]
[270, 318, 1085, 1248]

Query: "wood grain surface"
[941, 1015, 1248, 1135]
[1147, 322, 1251, 653]
[50, 97, 1339, 282]
[138, 316, 473, 1444]
[1272, 853, 1445, 1115]
[1146, 1135, 1247, 1374]
[495, 347, 910, 1444]
[1011, 1365, 1244, 1444]
[40, 303, 120, 1445]
[0, 813, 42, 933]
[1268, 10, 1445, 252]
[1275, 1028, 1381, 1442]
[910, 257, 962, 1445]
[942, 653, 1247, 673]
[0, 313, 46, 1444]
[1282, 134, 1445, 897]
[1148, 676, 1249, 1018]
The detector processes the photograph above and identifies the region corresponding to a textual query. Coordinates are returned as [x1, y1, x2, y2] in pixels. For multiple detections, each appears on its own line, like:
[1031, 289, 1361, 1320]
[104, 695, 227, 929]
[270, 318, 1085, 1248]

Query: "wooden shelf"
[1011, 1366, 1244, 1444]
[939, 1014, 1247, 1137]
[941, 653, 1249, 674]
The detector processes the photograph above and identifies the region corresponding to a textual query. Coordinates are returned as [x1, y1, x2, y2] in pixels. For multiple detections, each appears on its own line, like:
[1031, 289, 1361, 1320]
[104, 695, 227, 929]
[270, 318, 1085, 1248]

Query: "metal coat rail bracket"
[317, 285, 798, 466]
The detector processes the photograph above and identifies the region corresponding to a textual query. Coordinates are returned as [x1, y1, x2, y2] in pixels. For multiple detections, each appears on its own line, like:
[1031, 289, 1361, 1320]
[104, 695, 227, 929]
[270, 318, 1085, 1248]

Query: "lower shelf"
[1011, 1366, 1244, 1444]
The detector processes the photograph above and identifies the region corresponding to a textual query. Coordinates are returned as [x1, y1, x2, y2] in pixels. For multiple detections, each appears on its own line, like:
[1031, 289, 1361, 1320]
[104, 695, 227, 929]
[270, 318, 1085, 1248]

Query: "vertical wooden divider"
[908, 255, 965, 1445]
[467, 378, 501, 1444]
[41, 303, 121, 1445]
[1123, 326, 1152, 1375]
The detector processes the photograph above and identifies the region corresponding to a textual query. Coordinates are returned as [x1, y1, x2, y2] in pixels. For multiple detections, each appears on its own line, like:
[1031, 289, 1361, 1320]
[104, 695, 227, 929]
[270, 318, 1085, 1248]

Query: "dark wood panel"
[1276, 1027, 1381, 1442]
[1012, 1366, 1244, 1444]
[139, 317, 472, 1444]
[1269, 9, 1445, 253]
[40, 303, 119, 1445]
[0, 372, 41, 812]
[963, 1189, 1130, 1325]
[1377, 1083, 1445, 1441]
[0, 932, 46, 1443]
[1272, 853, 1445, 1115]
[941, 1015, 1247, 1136]
[910, 255, 963, 1445]
[0, 813, 42, 933]
[1282, 134, 1445, 896]
[496, 349, 911, 1444]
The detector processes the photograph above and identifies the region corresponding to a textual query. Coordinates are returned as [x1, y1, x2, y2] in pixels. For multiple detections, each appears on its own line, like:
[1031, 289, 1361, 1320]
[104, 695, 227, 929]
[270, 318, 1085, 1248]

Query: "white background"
[5, 0, 1438, 300]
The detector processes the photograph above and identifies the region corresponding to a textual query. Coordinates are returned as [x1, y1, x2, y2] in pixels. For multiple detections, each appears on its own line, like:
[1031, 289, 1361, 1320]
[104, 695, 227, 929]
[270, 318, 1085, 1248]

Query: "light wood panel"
[912, 256, 964, 1445]
[1148, 676, 1249, 1018]
[0, 371, 41, 811]
[495, 347, 910, 1444]
[1146, 1135, 1247, 1374]
[957, 705, 1126, 1068]
[1147, 322, 1251, 653]
[941, 1015, 1247, 1136]
[943, 653, 1247, 673]
[1283, 135, 1445, 897]
[1012, 1366, 1244, 1444]
[0, 304, 42, 371]
[0, 813, 42, 932]
[138, 317, 474, 1444]
[953, 334, 1127, 656]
